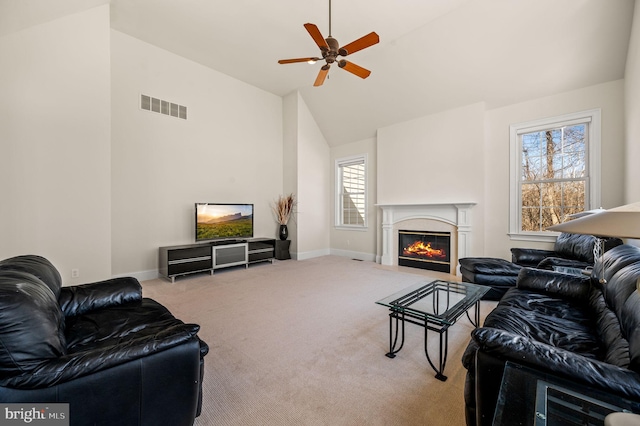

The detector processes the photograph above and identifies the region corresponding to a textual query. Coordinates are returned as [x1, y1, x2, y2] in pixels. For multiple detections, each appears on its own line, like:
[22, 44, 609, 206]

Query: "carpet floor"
[141, 255, 496, 426]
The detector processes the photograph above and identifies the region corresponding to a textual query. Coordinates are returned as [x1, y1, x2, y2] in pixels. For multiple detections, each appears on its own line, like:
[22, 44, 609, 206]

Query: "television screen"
[195, 203, 254, 242]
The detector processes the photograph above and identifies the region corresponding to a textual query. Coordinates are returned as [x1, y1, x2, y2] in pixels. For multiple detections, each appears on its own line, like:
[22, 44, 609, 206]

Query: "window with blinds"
[336, 155, 367, 228]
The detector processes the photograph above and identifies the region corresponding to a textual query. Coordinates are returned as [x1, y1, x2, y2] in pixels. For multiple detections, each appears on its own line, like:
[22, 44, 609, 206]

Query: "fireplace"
[377, 202, 475, 275]
[398, 230, 451, 273]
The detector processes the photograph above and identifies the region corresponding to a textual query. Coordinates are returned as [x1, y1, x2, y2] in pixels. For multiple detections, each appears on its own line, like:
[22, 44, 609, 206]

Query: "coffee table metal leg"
[424, 325, 449, 381]
[386, 311, 405, 358]
[465, 300, 481, 327]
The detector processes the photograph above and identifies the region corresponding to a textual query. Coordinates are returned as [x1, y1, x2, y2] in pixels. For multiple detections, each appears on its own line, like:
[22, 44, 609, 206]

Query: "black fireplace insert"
[398, 230, 451, 273]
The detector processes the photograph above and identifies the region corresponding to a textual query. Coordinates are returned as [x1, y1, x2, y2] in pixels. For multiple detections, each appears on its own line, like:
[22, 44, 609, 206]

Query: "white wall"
[377, 103, 486, 258]
[626, 0, 640, 203]
[281, 92, 331, 260]
[484, 80, 626, 258]
[0, 5, 112, 284]
[293, 93, 331, 259]
[110, 30, 283, 278]
[282, 93, 299, 255]
[330, 138, 378, 261]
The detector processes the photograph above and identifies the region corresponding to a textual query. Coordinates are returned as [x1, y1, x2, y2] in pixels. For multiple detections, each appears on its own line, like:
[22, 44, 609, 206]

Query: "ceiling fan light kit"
[278, 0, 379, 87]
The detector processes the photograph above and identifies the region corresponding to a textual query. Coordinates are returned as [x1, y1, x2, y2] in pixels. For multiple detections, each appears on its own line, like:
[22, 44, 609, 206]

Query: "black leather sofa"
[461, 244, 640, 426]
[0, 255, 208, 426]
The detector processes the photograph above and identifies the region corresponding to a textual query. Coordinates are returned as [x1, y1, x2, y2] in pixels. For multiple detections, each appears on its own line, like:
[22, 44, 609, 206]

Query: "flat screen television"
[195, 203, 254, 242]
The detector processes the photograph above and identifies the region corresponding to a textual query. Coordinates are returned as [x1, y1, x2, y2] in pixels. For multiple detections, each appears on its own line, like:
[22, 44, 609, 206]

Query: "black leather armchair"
[0, 255, 208, 426]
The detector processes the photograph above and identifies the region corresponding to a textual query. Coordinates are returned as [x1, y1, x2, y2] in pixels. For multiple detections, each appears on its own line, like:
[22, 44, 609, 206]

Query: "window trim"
[335, 154, 368, 230]
[509, 109, 601, 242]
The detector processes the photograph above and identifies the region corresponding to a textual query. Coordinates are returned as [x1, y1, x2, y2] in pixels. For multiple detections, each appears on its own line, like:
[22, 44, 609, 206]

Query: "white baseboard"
[296, 248, 331, 261]
[330, 248, 376, 262]
[112, 269, 160, 283]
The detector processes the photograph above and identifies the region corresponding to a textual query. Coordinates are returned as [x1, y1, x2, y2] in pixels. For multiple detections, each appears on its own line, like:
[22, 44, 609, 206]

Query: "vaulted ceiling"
[2, 0, 635, 146]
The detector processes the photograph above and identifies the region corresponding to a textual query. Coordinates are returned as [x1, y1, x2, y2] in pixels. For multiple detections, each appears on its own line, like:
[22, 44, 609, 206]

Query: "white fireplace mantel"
[376, 202, 476, 267]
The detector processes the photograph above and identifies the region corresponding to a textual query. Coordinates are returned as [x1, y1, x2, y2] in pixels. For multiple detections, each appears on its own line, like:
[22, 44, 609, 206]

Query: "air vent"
[140, 94, 187, 120]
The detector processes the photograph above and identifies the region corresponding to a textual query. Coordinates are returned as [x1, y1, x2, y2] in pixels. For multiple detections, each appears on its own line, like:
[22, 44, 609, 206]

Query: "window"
[509, 110, 601, 241]
[336, 155, 367, 228]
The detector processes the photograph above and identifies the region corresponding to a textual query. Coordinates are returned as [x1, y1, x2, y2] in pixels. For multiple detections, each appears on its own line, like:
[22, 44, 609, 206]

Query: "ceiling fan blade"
[304, 23, 329, 51]
[338, 60, 371, 79]
[339, 32, 379, 56]
[278, 57, 321, 64]
[314, 65, 330, 87]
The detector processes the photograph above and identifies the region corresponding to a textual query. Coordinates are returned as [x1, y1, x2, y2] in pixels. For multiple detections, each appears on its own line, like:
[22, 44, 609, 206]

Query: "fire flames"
[403, 240, 447, 259]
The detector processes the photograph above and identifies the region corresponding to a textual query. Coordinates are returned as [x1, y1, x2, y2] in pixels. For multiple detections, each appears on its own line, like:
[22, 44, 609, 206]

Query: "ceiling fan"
[278, 0, 379, 87]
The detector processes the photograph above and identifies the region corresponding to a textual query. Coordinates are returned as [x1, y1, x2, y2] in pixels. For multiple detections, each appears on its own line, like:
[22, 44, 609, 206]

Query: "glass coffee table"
[376, 279, 489, 381]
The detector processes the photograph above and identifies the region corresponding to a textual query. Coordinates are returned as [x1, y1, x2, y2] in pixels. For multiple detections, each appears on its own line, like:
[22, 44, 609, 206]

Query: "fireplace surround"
[377, 203, 476, 274]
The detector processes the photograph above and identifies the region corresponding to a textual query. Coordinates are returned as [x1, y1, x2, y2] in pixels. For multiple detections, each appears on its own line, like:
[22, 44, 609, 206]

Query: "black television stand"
[211, 239, 246, 245]
[158, 238, 276, 282]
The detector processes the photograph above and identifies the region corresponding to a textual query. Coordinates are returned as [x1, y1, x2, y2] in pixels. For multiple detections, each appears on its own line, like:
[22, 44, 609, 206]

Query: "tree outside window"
[509, 109, 600, 240]
[520, 124, 587, 231]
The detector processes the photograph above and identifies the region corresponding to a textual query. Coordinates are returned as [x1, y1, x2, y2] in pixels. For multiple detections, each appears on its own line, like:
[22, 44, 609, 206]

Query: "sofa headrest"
[554, 233, 598, 263]
[0, 270, 67, 378]
[0, 255, 62, 299]
[554, 233, 623, 264]
[594, 244, 640, 373]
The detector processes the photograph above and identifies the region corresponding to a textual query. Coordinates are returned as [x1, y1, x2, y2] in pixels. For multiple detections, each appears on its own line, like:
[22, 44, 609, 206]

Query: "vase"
[279, 224, 288, 240]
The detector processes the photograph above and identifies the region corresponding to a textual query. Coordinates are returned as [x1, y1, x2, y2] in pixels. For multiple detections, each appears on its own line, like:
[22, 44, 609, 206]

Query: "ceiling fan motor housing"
[323, 36, 340, 63]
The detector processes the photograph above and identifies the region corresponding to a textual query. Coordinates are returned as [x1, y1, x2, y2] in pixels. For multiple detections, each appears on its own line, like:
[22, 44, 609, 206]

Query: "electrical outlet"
[71, 269, 79, 278]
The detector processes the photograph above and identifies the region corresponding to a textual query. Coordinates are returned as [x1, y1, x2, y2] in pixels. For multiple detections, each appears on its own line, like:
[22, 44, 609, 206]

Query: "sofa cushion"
[516, 267, 592, 301]
[460, 272, 516, 301]
[622, 286, 640, 373]
[589, 288, 630, 368]
[536, 256, 592, 271]
[459, 258, 521, 301]
[459, 257, 521, 276]
[0, 270, 67, 378]
[510, 248, 556, 267]
[483, 288, 601, 359]
[1, 321, 201, 389]
[64, 298, 187, 353]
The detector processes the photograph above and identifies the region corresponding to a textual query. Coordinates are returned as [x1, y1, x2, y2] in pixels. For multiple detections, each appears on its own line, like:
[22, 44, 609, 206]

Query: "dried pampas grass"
[273, 194, 296, 225]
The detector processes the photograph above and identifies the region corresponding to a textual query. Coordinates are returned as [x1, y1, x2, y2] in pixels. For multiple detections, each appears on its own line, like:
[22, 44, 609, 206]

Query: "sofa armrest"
[516, 267, 591, 301]
[472, 327, 640, 401]
[1, 323, 200, 389]
[59, 277, 142, 317]
[510, 248, 556, 267]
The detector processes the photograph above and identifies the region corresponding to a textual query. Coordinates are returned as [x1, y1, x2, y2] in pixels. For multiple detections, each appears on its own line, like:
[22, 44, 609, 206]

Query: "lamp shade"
[546, 202, 640, 239]
[567, 208, 606, 219]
